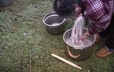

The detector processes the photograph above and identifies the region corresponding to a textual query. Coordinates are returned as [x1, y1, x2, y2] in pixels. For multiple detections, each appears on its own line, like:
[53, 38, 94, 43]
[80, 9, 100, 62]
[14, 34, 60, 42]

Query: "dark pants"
[99, 15, 114, 51]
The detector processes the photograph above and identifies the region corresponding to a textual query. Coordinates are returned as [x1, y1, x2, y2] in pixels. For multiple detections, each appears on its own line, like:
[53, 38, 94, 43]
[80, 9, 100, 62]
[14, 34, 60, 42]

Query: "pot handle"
[67, 46, 80, 59]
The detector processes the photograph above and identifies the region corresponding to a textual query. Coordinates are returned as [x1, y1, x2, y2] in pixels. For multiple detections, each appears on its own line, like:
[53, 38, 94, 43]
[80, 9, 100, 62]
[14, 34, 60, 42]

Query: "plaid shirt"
[82, 0, 114, 34]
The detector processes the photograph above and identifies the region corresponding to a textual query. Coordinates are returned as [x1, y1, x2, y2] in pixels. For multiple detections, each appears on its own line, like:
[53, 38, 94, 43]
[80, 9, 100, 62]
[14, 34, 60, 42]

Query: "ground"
[0, 0, 114, 72]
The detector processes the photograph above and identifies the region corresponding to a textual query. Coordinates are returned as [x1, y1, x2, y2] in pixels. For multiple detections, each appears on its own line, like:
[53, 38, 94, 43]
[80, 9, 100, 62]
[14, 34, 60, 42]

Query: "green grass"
[0, 0, 114, 72]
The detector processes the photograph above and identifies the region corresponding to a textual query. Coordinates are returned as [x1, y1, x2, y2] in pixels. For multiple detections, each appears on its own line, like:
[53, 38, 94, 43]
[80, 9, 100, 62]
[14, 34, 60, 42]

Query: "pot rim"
[63, 28, 96, 49]
[43, 11, 66, 27]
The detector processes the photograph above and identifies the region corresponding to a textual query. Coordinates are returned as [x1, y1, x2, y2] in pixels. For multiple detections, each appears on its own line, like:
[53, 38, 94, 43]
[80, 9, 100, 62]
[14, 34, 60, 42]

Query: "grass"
[0, 0, 114, 72]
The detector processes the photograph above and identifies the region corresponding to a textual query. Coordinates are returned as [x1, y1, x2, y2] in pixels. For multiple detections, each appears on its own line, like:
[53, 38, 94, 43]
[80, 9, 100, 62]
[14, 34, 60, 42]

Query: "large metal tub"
[63, 28, 96, 61]
[43, 12, 66, 35]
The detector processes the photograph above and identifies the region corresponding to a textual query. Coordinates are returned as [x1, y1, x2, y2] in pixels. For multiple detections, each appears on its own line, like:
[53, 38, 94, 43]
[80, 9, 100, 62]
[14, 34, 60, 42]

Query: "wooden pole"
[51, 53, 82, 70]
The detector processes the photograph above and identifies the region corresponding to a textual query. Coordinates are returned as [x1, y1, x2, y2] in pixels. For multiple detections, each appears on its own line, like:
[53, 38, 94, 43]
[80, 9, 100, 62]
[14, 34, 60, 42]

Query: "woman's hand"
[75, 6, 82, 17]
[80, 31, 90, 40]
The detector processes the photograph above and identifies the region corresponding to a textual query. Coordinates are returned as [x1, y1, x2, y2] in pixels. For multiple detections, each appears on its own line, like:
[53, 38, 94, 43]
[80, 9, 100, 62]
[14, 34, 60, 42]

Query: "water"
[50, 23, 60, 26]
[66, 38, 92, 49]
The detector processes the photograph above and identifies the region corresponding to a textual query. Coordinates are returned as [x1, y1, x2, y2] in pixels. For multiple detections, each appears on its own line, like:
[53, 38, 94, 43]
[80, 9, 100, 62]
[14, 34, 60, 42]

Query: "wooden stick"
[51, 53, 82, 70]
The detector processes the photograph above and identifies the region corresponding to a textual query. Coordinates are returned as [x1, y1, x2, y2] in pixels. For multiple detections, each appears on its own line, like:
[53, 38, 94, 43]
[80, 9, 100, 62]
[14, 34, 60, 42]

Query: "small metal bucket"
[0, 0, 13, 7]
[43, 12, 66, 35]
[63, 28, 96, 61]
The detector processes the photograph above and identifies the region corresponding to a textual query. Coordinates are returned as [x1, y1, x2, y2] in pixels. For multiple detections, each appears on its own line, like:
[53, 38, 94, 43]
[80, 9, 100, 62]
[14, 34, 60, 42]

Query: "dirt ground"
[0, 0, 114, 72]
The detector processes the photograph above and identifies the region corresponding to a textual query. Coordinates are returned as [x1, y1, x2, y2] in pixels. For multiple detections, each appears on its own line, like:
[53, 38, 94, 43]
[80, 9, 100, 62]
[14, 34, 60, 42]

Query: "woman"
[54, 0, 114, 57]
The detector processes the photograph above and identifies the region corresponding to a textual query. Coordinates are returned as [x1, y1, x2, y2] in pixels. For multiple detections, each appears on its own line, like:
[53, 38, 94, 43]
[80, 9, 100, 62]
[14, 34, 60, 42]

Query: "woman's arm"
[83, 0, 113, 35]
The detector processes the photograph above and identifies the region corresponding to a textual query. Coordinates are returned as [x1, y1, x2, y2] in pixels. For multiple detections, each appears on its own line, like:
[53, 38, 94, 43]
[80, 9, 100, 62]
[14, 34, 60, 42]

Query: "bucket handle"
[67, 46, 80, 59]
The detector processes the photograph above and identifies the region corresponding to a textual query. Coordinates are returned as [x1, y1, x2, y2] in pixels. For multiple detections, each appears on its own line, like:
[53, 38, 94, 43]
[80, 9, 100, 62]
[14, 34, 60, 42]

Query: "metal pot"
[63, 28, 96, 61]
[43, 12, 66, 35]
[0, 0, 13, 7]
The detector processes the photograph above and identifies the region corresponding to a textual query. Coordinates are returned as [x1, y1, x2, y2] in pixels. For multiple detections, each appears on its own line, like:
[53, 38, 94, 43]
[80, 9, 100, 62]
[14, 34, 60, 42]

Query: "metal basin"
[0, 0, 13, 7]
[63, 28, 96, 61]
[43, 12, 66, 35]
